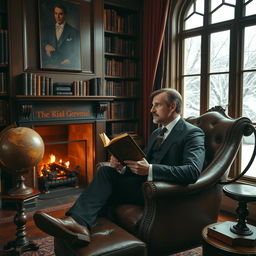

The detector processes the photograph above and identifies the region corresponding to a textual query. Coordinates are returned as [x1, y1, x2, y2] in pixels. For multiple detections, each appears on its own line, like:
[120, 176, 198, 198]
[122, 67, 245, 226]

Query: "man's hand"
[109, 155, 123, 172]
[45, 44, 56, 57]
[124, 158, 149, 176]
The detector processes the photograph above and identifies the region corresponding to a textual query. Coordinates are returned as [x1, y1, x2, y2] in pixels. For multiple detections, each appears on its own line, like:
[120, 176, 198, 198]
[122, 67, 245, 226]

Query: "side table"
[202, 223, 256, 256]
[1, 189, 40, 256]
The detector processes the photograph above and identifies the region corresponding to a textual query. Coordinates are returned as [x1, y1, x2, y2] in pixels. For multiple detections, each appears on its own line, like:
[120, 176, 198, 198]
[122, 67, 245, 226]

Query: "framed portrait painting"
[38, 0, 81, 71]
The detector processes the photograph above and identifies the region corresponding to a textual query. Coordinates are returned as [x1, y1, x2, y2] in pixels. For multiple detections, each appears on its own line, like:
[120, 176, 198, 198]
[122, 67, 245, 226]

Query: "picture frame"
[38, 0, 81, 71]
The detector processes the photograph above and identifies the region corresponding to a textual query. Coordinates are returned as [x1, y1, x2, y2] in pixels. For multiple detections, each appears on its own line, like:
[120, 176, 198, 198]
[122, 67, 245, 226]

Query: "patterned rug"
[17, 236, 202, 256]
[22, 236, 55, 256]
[171, 247, 202, 255]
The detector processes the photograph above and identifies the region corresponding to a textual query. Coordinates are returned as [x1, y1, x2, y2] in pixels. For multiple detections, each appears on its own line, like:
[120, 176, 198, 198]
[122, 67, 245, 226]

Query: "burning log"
[38, 154, 80, 193]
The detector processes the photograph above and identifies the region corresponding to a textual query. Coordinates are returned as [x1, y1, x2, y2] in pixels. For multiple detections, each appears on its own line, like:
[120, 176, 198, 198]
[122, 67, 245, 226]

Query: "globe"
[0, 126, 45, 195]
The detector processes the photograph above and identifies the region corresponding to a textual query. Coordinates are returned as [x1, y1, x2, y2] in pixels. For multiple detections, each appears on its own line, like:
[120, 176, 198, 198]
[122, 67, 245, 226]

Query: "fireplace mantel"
[15, 96, 114, 126]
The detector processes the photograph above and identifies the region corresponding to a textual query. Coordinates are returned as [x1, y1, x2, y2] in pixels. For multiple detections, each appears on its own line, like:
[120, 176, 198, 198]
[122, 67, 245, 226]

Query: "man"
[41, 3, 80, 69]
[34, 88, 205, 246]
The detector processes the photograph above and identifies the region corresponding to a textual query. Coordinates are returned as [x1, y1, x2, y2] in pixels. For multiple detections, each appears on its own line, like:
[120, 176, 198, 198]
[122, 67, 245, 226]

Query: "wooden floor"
[0, 204, 237, 252]
[0, 206, 69, 250]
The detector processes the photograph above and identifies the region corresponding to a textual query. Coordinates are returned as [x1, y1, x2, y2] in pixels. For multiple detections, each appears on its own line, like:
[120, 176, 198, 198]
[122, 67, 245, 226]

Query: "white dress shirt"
[147, 115, 181, 181]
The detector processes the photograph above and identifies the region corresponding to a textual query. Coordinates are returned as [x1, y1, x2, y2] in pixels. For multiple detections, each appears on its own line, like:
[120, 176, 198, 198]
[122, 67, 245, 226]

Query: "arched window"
[175, 0, 256, 180]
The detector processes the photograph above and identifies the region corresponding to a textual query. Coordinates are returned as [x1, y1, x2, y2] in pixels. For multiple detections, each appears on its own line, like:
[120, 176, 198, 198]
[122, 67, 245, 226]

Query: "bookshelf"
[0, 0, 8, 129]
[104, 1, 142, 141]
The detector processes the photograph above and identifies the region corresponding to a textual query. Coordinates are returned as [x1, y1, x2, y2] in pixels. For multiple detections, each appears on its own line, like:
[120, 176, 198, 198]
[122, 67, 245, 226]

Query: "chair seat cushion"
[54, 217, 146, 256]
[111, 204, 144, 235]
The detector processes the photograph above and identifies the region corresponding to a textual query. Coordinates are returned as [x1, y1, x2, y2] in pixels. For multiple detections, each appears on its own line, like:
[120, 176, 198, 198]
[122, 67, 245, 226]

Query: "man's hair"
[151, 88, 182, 114]
[53, 3, 67, 15]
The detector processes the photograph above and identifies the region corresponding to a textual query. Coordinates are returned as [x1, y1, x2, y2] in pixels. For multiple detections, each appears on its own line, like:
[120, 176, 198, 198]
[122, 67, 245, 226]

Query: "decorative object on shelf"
[207, 122, 256, 247]
[0, 125, 45, 255]
[0, 125, 45, 196]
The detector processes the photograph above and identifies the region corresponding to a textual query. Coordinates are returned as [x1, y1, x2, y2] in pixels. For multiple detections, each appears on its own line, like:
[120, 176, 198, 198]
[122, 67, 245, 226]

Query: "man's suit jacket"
[42, 23, 80, 69]
[145, 118, 205, 184]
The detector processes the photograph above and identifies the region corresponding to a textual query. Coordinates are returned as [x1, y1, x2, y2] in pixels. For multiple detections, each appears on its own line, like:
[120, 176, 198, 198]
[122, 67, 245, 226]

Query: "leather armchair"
[106, 106, 254, 255]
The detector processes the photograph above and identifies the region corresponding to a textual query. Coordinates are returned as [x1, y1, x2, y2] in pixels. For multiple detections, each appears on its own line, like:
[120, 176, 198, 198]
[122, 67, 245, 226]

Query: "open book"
[99, 132, 145, 164]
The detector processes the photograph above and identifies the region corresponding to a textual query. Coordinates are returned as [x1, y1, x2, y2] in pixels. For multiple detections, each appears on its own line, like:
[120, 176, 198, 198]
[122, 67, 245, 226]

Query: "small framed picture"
[38, 0, 81, 71]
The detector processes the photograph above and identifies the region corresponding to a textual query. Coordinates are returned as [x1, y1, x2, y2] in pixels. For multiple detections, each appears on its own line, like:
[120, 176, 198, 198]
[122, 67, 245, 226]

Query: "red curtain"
[142, 0, 170, 141]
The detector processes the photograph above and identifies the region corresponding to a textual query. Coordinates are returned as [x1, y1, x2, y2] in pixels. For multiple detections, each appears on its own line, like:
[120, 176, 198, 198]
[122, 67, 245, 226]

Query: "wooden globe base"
[8, 174, 33, 196]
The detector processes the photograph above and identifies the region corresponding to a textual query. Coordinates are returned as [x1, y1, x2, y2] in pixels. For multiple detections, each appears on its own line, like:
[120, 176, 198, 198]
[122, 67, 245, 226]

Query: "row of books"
[0, 29, 8, 65]
[0, 72, 7, 93]
[22, 73, 103, 96]
[107, 101, 135, 119]
[0, 100, 8, 125]
[104, 8, 136, 34]
[72, 78, 102, 96]
[105, 36, 136, 56]
[110, 122, 138, 137]
[105, 58, 137, 77]
[105, 80, 137, 96]
[22, 73, 54, 96]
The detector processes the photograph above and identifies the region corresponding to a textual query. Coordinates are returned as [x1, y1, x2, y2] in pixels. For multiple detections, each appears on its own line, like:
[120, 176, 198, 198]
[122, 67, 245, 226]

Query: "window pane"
[242, 72, 256, 122]
[184, 36, 201, 75]
[209, 74, 229, 109]
[184, 0, 204, 30]
[183, 76, 200, 117]
[245, 0, 256, 16]
[211, 1, 235, 24]
[243, 25, 256, 70]
[241, 133, 256, 178]
[210, 31, 230, 72]
[185, 14, 204, 30]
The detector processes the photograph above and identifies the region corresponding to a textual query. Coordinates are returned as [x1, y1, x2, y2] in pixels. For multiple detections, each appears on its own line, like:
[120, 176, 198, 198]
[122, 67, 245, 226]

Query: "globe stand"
[2, 189, 40, 256]
[8, 173, 33, 196]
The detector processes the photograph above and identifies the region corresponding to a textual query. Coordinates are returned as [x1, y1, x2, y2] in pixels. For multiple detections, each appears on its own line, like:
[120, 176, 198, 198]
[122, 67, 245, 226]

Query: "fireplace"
[6, 96, 112, 196]
[34, 124, 93, 193]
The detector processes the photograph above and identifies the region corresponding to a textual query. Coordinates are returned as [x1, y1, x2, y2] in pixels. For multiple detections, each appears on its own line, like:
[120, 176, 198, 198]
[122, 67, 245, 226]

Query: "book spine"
[54, 86, 72, 92]
[36, 75, 41, 96]
[45, 77, 49, 95]
[49, 78, 54, 95]
[41, 76, 46, 95]
[22, 73, 28, 95]
[0, 29, 3, 65]
[55, 91, 73, 95]
[4, 30, 8, 64]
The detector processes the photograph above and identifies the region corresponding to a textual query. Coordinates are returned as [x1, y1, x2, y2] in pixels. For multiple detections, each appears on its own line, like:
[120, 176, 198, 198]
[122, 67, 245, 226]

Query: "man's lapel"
[156, 118, 185, 162]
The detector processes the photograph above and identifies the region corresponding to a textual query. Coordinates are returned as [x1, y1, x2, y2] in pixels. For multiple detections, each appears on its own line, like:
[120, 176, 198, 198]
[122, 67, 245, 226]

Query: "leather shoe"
[33, 211, 90, 246]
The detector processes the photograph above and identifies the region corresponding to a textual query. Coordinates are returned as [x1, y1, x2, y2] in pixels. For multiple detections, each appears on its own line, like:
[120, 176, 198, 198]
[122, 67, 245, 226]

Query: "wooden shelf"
[15, 95, 115, 102]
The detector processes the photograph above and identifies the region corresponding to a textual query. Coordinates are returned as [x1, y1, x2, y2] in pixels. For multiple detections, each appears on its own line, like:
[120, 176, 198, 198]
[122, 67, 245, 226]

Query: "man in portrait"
[41, 2, 81, 70]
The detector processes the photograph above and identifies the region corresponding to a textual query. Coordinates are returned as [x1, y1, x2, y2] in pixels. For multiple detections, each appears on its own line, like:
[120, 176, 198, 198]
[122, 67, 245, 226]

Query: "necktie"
[156, 127, 168, 149]
[56, 24, 64, 41]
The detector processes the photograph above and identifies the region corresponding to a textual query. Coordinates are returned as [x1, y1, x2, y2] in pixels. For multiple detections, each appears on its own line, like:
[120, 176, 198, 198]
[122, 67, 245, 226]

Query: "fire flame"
[38, 154, 71, 177]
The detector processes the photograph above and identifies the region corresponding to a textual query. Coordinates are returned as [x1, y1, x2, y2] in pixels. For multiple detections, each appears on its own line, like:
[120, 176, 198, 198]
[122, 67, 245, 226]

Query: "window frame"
[169, 0, 256, 183]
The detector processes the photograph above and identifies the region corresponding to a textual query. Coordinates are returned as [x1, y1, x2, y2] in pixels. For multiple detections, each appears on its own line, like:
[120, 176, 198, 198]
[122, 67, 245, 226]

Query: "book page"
[99, 132, 110, 146]
[109, 133, 129, 144]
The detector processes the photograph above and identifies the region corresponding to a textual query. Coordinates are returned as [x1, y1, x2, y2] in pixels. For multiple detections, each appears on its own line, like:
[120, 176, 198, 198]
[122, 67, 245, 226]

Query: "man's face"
[54, 7, 65, 24]
[151, 92, 176, 125]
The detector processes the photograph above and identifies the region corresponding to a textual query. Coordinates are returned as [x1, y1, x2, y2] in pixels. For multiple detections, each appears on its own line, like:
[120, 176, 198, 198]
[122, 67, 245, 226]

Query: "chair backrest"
[186, 106, 253, 183]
